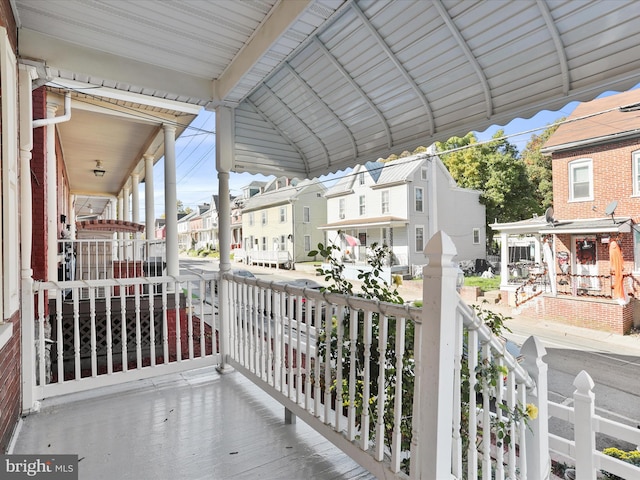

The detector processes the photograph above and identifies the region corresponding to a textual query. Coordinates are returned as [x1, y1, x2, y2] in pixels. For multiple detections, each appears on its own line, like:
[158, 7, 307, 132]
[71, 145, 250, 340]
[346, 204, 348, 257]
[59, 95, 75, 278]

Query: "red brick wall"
[0, 310, 22, 452]
[32, 87, 48, 281]
[551, 139, 640, 221]
[542, 295, 633, 335]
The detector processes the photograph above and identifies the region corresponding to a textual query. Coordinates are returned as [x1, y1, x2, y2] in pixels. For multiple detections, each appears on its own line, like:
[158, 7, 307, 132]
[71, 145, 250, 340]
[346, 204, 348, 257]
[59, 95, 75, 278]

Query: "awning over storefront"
[491, 216, 632, 235]
[319, 216, 408, 230]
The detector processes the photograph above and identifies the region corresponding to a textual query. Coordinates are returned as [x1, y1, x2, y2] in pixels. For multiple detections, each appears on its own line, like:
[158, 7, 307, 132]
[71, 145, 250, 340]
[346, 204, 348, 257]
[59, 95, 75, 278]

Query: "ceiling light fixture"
[93, 160, 105, 177]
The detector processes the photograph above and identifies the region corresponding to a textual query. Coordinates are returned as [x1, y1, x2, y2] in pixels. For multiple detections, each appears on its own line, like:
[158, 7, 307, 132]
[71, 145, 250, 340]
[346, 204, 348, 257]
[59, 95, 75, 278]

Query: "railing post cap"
[573, 370, 594, 392]
[424, 231, 457, 267]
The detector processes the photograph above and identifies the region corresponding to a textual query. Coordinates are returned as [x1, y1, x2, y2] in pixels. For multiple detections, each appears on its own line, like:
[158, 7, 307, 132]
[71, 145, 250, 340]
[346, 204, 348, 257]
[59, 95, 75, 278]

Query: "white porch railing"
[58, 238, 166, 283]
[29, 272, 219, 401]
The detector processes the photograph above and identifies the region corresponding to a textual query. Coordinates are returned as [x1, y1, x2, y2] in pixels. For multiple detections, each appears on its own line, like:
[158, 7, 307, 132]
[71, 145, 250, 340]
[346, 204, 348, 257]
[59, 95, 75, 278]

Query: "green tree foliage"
[520, 120, 563, 212]
[435, 131, 538, 240]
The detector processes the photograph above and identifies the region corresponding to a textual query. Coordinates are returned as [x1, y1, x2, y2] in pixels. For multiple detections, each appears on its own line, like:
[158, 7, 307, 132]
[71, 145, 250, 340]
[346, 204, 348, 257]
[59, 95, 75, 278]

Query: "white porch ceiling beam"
[350, 1, 435, 136]
[213, 0, 312, 103]
[19, 29, 212, 103]
[536, 0, 570, 95]
[433, 0, 493, 119]
[312, 37, 392, 150]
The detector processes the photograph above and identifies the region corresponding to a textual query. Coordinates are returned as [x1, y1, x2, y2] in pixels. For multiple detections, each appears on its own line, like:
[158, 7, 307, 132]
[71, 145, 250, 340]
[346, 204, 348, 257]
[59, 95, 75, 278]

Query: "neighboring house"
[230, 196, 244, 250]
[177, 210, 197, 251]
[492, 89, 640, 334]
[154, 218, 166, 240]
[201, 195, 220, 250]
[241, 177, 327, 268]
[322, 154, 486, 280]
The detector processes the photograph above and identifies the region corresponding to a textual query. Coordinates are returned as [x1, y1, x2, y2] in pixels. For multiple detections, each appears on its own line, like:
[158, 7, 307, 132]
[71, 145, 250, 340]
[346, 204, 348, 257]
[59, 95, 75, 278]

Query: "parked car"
[273, 278, 324, 324]
[215, 269, 256, 293]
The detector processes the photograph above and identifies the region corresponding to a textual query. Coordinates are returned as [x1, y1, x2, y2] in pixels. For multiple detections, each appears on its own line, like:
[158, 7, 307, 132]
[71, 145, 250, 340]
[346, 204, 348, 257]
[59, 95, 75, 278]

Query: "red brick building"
[493, 90, 640, 334]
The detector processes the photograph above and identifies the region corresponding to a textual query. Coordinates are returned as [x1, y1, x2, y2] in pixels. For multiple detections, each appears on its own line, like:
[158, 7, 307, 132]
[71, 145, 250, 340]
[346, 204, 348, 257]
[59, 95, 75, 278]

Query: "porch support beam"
[216, 106, 233, 370]
[144, 154, 155, 239]
[123, 183, 131, 222]
[131, 173, 140, 225]
[19, 64, 37, 411]
[500, 231, 509, 288]
[163, 123, 179, 276]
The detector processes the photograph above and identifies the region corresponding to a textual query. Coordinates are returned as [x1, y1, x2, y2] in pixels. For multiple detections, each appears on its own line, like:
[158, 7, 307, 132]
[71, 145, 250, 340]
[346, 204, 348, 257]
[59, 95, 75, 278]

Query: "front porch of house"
[10, 366, 374, 480]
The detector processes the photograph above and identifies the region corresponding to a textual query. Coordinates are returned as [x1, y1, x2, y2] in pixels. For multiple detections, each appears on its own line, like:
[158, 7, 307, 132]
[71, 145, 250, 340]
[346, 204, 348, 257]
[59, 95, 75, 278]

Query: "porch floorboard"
[11, 366, 374, 480]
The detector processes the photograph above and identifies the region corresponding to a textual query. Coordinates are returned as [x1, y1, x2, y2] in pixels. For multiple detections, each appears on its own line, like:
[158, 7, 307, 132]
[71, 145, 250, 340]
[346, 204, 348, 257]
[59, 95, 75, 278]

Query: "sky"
[144, 84, 639, 217]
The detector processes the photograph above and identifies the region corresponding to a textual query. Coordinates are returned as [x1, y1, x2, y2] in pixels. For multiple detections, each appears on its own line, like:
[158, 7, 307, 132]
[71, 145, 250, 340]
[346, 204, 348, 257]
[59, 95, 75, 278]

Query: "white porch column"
[163, 123, 179, 276]
[123, 183, 131, 222]
[216, 106, 232, 370]
[19, 65, 36, 411]
[500, 231, 509, 288]
[411, 231, 458, 478]
[131, 173, 140, 224]
[144, 154, 155, 239]
[69, 193, 76, 239]
[46, 102, 58, 281]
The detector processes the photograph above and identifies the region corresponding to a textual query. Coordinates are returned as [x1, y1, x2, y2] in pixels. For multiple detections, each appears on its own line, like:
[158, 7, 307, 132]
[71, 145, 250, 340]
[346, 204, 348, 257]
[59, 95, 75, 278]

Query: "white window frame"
[339, 198, 345, 219]
[381, 190, 389, 214]
[359, 172, 365, 186]
[279, 206, 286, 223]
[303, 206, 310, 223]
[421, 167, 428, 180]
[248, 212, 254, 226]
[415, 187, 424, 212]
[473, 228, 481, 245]
[261, 211, 268, 225]
[359, 195, 366, 216]
[568, 159, 593, 202]
[633, 150, 640, 196]
[415, 226, 425, 252]
[304, 235, 311, 253]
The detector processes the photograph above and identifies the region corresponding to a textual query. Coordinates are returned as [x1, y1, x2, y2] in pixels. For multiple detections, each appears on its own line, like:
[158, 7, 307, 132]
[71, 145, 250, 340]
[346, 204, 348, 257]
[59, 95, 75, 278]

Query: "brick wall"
[551, 139, 640, 221]
[0, 310, 21, 452]
[32, 87, 48, 281]
[542, 295, 633, 335]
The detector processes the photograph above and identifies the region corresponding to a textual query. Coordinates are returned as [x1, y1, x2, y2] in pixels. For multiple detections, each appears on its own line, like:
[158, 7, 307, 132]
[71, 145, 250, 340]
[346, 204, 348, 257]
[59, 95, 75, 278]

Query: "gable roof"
[542, 89, 640, 153]
[242, 178, 326, 212]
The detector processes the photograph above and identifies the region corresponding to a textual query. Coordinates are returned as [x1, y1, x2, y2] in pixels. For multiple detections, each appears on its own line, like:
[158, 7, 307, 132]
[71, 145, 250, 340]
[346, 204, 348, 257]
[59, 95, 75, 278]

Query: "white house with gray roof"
[322, 153, 485, 278]
[240, 177, 327, 267]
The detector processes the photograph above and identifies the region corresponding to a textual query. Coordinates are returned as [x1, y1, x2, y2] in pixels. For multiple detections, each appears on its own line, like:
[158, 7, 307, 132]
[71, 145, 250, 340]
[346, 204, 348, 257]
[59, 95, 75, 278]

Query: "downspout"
[32, 91, 72, 282]
[32, 91, 71, 128]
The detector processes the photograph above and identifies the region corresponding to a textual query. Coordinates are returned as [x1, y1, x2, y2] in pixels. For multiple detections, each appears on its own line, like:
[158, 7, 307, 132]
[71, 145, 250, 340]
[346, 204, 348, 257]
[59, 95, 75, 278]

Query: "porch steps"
[480, 290, 502, 304]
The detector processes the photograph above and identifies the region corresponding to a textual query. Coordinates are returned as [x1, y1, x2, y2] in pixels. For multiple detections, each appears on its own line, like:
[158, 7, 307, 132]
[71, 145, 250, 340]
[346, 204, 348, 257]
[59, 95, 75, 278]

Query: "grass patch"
[464, 276, 501, 292]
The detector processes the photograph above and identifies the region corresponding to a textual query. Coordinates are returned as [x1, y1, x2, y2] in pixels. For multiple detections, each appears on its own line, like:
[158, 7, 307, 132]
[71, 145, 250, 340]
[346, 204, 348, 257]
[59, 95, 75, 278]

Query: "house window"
[381, 190, 389, 214]
[303, 206, 310, 223]
[415, 187, 424, 212]
[359, 172, 365, 185]
[304, 235, 311, 253]
[415, 226, 425, 252]
[635, 229, 640, 272]
[279, 207, 286, 223]
[569, 159, 593, 201]
[473, 228, 480, 245]
[359, 195, 366, 215]
[633, 150, 640, 196]
[261, 211, 267, 225]
[262, 236, 267, 250]
[421, 167, 428, 180]
[249, 212, 254, 226]
[339, 198, 345, 219]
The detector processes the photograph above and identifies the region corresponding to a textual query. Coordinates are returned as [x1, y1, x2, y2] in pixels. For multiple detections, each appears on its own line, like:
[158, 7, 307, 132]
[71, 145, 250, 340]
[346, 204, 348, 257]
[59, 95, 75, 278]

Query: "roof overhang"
[539, 218, 632, 234]
[13, 0, 640, 183]
[320, 216, 408, 230]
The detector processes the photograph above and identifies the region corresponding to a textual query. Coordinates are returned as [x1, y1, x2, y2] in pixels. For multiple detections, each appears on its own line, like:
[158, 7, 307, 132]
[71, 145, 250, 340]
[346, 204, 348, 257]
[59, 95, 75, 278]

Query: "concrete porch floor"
[10, 367, 375, 480]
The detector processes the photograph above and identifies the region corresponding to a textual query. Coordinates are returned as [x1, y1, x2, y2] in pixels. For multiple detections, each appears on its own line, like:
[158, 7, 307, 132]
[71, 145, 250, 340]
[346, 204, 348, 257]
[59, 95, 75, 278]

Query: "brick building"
[493, 90, 640, 334]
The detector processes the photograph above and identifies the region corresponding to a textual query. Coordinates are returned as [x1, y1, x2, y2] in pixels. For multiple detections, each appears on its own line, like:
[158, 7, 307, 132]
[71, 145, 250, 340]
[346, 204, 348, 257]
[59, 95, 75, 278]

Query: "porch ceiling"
[13, 0, 640, 184]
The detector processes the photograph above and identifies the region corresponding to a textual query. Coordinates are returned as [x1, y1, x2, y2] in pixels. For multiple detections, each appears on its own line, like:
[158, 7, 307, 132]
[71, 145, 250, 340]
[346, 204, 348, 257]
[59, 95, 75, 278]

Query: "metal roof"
[14, 0, 640, 185]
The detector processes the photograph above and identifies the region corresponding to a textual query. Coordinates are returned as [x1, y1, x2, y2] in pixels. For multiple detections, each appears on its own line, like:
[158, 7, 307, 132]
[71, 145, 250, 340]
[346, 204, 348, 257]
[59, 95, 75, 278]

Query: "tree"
[435, 131, 538, 241]
[520, 120, 563, 212]
[176, 200, 192, 215]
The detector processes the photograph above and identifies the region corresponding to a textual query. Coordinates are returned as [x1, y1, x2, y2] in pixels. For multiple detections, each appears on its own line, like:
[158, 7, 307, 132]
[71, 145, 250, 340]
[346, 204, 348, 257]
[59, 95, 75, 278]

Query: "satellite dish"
[544, 207, 555, 224]
[604, 200, 618, 216]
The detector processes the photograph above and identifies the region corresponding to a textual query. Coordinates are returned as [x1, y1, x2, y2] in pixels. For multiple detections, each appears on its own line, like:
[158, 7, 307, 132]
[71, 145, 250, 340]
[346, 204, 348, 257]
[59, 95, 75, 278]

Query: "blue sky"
[145, 85, 638, 217]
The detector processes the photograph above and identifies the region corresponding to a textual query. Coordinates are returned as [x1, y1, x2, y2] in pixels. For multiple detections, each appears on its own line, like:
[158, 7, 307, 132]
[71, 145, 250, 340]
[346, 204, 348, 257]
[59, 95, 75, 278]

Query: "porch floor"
[10, 366, 375, 480]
